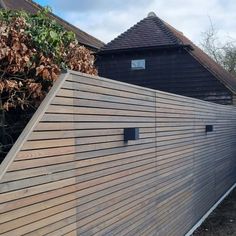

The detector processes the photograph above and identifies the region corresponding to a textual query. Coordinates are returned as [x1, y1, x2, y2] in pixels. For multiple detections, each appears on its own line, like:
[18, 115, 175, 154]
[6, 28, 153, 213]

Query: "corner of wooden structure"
[0, 72, 70, 181]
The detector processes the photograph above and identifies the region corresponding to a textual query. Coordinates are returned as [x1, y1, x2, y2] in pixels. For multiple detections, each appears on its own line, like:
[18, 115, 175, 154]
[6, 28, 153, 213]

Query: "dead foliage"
[0, 9, 97, 111]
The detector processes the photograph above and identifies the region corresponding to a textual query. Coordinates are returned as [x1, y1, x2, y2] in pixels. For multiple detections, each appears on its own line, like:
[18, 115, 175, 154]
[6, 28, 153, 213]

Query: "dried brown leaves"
[0, 14, 97, 111]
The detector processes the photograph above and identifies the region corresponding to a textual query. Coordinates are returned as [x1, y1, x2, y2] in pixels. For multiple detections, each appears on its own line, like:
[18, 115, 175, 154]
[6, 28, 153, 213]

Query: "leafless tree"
[200, 18, 236, 76]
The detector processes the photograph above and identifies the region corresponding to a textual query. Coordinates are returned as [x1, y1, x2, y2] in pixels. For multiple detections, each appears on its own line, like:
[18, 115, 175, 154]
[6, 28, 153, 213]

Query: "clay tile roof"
[0, 0, 104, 50]
[100, 13, 236, 94]
[101, 14, 182, 51]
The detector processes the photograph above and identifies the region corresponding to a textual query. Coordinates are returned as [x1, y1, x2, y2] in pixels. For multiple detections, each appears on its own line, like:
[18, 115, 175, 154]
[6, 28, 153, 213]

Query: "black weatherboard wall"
[96, 13, 236, 105]
[97, 48, 233, 105]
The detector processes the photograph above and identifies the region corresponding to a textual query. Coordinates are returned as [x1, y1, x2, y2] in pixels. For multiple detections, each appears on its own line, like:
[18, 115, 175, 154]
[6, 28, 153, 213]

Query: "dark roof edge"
[187, 48, 236, 94]
[101, 14, 183, 51]
[153, 17, 183, 45]
[0, 0, 104, 50]
[27, 1, 104, 49]
[97, 44, 192, 55]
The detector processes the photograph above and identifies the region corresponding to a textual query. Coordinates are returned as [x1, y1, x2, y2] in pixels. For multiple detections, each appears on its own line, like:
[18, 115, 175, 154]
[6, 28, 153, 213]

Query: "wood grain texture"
[0, 70, 236, 236]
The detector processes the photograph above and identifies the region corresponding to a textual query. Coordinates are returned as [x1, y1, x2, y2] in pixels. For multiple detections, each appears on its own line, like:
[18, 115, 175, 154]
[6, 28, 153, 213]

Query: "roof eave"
[0, 0, 104, 50]
[97, 44, 191, 55]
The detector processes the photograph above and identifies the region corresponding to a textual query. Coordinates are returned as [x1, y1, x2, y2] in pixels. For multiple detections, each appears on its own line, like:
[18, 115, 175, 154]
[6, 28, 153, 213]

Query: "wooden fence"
[0, 70, 236, 236]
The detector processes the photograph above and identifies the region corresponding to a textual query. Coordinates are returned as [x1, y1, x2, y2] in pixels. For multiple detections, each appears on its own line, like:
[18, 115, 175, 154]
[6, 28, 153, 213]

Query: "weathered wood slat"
[29, 127, 155, 141]
[57, 88, 155, 107]
[47, 105, 155, 117]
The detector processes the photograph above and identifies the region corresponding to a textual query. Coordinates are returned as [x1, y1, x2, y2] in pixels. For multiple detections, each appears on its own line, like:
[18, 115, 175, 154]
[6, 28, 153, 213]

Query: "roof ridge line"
[151, 16, 183, 45]
[101, 17, 147, 50]
[101, 14, 186, 51]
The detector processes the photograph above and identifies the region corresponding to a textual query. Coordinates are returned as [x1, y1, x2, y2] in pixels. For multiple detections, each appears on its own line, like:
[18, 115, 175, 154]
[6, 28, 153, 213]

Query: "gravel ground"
[193, 188, 236, 236]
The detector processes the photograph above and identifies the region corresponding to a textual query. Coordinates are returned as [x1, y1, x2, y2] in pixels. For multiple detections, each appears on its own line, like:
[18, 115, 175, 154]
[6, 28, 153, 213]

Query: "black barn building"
[96, 12, 236, 105]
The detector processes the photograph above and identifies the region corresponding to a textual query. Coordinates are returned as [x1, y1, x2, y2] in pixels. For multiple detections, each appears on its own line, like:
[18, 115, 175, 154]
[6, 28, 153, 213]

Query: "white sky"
[36, 0, 236, 45]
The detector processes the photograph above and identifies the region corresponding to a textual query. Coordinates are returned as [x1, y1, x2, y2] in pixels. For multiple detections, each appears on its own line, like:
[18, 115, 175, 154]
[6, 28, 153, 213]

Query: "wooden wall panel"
[96, 49, 233, 105]
[0, 70, 236, 236]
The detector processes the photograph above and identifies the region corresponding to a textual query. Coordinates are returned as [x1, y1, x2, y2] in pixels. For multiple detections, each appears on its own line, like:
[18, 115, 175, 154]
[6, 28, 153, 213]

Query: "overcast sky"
[35, 0, 236, 45]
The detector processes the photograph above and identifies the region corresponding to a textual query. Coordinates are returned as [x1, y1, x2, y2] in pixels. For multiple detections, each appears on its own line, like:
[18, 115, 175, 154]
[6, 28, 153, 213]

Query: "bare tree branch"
[200, 17, 236, 76]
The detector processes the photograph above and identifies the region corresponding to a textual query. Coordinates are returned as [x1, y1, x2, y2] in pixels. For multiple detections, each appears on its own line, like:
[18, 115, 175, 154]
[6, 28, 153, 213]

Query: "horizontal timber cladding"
[96, 49, 234, 105]
[0, 70, 236, 236]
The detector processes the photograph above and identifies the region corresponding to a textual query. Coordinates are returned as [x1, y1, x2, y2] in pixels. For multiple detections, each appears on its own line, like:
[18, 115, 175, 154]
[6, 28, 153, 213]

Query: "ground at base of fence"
[193, 188, 236, 236]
